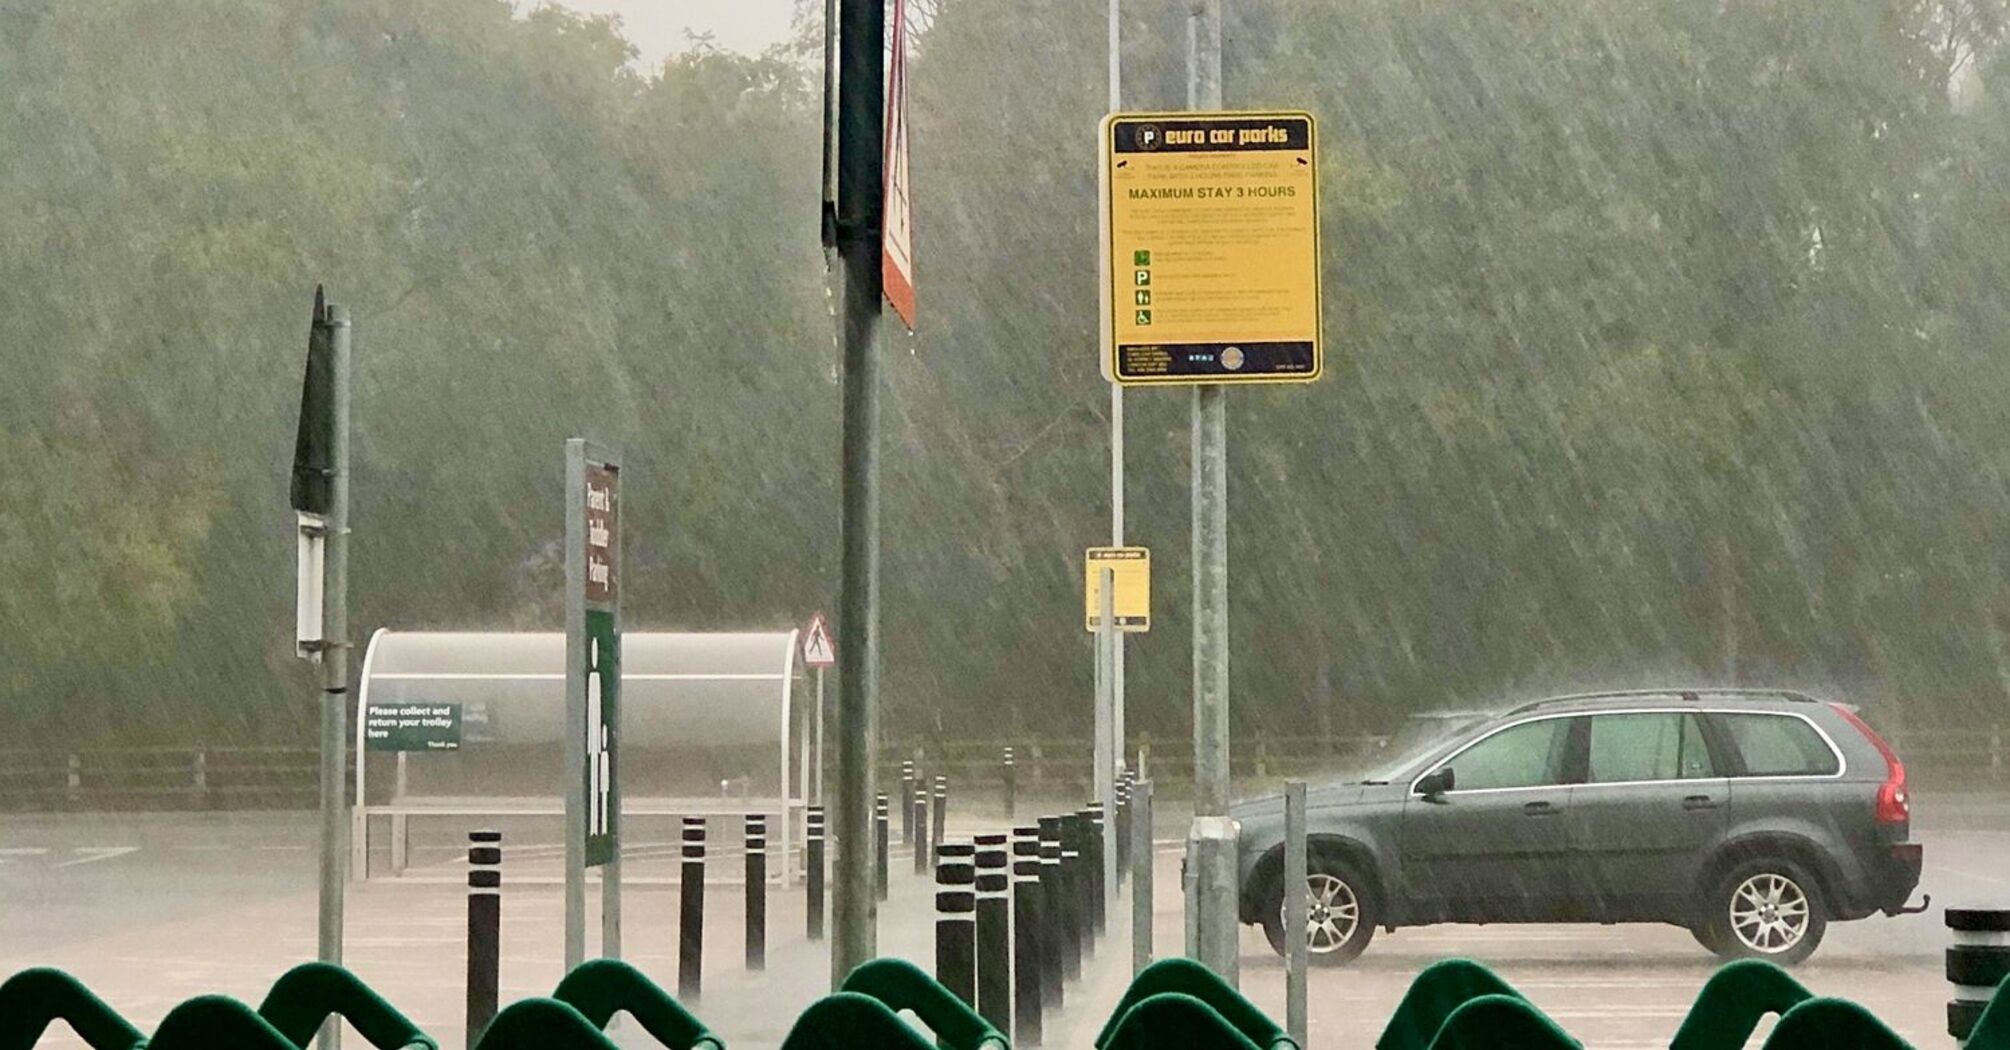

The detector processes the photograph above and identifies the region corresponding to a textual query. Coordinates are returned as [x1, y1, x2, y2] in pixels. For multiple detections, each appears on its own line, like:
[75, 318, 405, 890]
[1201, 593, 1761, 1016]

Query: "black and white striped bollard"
[901, 761, 917, 844]
[1012, 826, 1046, 1045]
[806, 805, 826, 941]
[975, 832, 1012, 1036]
[936, 841, 978, 1007]
[913, 791, 931, 875]
[1037, 818, 1066, 1008]
[1002, 747, 1017, 820]
[679, 816, 705, 1001]
[1052, 815, 1082, 981]
[744, 814, 766, 971]
[1084, 803, 1107, 937]
[875, 793, 890, 902]
[932, 775, 950, 854]
[1948, 907, 2010, 1045]
[466, 830, 501, 1045]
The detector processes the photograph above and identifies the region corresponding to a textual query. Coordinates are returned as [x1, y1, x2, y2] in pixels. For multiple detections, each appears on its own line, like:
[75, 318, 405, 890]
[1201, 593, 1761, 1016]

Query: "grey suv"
[1234, 690, 1924, 965]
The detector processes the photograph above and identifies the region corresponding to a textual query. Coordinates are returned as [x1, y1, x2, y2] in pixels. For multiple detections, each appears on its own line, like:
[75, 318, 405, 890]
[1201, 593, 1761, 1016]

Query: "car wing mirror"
[1416, 768, 1454, 799]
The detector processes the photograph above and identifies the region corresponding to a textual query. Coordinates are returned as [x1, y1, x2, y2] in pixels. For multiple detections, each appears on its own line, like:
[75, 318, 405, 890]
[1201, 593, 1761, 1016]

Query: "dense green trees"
[2, 0, 2007, 745]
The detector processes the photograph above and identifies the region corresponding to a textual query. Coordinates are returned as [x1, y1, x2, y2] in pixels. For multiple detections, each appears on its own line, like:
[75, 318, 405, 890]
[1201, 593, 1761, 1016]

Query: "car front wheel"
[1262, 857, 1378, 965]
[1697, 859, 1827, 966]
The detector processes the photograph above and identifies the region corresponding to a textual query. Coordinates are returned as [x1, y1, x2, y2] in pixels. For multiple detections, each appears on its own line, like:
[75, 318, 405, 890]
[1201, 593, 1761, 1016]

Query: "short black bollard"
[744, 814, 766, 971]
[932, 775, 950, 854]
[466, 830, 501, 1045]
[1002, 746, 1017, 820]
[1037, 818, 1066, 1008]
[679, 816, 705, 1001]
[974, 832, 1012, 1036]
[900, 761, 917, 844]
[1114, 775, 1132, 881]
[1084, 803, 1107, 937]
[1053, 815, 1083, 981]
[1947, 906, 2008, 1045]
[806, 805, 826, 941]
[913, 793, 931, 875]
[1011, 826, 1046, 1046]
[936, 842, 978, 1007]
[876, 793, 890, 902]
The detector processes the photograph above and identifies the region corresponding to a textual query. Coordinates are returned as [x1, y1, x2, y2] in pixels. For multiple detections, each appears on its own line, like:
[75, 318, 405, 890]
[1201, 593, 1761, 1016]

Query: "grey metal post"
[1107, 0, 1128, 829]
[1185, 0, 1238, 985]
[1097, 569, 1119, 920]
[813, 668, 826, 805]
[1284, 781, 1308, 1047]
[831, 0, 887, 984]
[1132, 780, 1153, 975]
[315, 302, 352, 1050]
[913, 793, 931, 874]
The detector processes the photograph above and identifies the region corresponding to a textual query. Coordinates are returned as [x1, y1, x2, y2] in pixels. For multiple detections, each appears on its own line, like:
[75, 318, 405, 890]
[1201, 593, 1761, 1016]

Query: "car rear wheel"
[1698, 859, 1827, 966]
[1261, 857, 1378, 965]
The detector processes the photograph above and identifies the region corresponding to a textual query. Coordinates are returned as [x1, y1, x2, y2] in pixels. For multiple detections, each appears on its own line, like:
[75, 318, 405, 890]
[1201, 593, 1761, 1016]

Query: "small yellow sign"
[1099, 111, 1322, 385]
[1085, 547, 1151, 633]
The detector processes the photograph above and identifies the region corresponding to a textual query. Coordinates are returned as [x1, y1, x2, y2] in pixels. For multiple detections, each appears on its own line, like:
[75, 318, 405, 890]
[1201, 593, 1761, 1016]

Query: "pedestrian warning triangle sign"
[803, 614, 837, 668]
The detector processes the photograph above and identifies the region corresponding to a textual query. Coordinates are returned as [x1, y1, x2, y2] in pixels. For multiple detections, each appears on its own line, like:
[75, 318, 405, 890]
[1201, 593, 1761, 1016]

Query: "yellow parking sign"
[1085, 547, 1151, 632]
[1099, 111, 1322, 385]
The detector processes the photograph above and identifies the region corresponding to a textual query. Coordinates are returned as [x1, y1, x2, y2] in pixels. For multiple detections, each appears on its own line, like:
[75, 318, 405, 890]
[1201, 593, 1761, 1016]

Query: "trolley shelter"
[352, 629, 809, 883]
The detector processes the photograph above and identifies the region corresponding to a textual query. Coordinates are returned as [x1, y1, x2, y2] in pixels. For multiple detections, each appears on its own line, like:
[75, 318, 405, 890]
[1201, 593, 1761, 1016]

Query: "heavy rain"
[3, 0, 2008, 1048]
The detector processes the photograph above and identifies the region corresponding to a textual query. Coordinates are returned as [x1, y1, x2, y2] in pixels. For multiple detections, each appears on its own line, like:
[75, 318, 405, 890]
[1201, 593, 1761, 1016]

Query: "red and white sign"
[803, 613, 837, 669]
[881, 0, 915, 329]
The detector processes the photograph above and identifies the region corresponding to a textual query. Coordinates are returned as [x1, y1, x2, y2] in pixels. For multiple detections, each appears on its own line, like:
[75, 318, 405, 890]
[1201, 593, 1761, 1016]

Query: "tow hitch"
[1890, 892, 1932, 917]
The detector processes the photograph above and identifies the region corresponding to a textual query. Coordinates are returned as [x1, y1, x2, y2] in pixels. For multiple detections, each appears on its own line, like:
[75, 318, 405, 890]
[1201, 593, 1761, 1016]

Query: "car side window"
[1720, 713, 1840, 776]
[1440, 717, 1573, 791]
[1588, 712, 1717, 783]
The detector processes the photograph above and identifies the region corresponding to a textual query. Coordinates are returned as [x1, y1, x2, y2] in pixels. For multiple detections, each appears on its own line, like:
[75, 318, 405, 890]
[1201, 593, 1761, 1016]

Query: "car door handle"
[1522, 801, 1558, 816]
[1683, 795, 1721, 811]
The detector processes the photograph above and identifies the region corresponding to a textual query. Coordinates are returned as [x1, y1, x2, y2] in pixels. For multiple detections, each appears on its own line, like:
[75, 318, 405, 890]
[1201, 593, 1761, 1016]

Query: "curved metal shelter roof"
[358, 629, 801, 747]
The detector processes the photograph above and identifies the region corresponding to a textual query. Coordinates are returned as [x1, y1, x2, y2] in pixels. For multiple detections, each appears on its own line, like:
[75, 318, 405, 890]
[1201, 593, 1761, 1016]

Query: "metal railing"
[3, 725, 1999, 812]
[0, 746, 323, 811]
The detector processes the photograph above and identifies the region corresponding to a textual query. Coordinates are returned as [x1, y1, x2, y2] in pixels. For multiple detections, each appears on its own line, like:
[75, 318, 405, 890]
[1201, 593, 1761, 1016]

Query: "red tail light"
[1832, 703, 1909, 825]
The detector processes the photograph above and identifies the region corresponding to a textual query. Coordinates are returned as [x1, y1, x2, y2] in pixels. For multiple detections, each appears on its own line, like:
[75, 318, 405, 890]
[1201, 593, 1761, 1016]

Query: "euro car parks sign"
[1099, 112, 1322, 385]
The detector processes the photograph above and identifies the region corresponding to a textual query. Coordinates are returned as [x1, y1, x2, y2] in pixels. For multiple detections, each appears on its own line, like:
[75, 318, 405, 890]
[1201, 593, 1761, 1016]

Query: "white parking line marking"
[54, 847, 141, 868]
[1938, 864, 2010, 888]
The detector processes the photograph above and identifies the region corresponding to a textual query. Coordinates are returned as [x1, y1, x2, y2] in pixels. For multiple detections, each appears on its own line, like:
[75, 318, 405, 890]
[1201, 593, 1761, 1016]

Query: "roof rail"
[1504, 688, 1819, 716]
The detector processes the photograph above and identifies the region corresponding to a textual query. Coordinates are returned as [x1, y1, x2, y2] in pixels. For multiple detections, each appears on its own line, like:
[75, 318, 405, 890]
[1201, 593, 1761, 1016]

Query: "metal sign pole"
[315, 302, 351, 1050]
[1284, 780, 1309, 1045]
[563, 441, 588, 971]
[1185, 0, 1239, 985]
[1098, 569, 1119, 916]
[1107, 0, 1127, 797]
[831, 0, 887, 986]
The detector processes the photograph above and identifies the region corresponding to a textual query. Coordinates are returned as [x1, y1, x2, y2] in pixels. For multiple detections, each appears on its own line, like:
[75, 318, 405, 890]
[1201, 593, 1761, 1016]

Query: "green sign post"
[565, 439, 622, 971]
